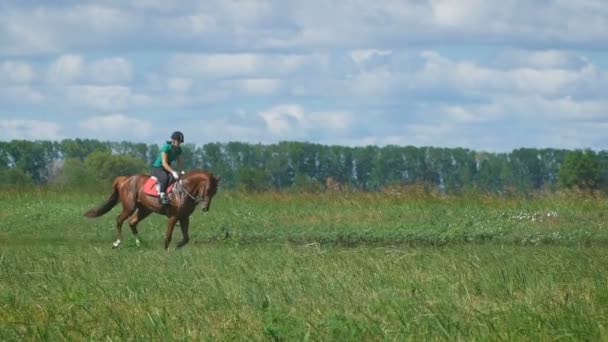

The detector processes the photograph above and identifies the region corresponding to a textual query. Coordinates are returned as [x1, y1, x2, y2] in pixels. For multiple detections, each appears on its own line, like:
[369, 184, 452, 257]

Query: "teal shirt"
[152, 142, 182, 168]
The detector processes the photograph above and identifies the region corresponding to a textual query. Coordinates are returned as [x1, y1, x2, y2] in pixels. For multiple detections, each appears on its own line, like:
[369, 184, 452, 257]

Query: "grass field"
[1, 187, 608, 340]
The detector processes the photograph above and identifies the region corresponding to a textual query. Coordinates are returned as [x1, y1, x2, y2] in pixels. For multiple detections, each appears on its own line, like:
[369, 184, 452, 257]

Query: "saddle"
[143, 177, 177, 197]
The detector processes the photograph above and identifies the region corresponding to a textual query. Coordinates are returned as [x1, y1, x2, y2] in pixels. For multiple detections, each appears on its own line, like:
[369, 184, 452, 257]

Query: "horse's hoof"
[177, 240, 189, 248]
[112, 240, 121, 249]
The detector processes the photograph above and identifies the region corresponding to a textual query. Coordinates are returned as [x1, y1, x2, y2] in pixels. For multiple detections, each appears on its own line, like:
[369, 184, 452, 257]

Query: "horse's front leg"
[164, 216, 179, 249]
[177, 216, 190, 248]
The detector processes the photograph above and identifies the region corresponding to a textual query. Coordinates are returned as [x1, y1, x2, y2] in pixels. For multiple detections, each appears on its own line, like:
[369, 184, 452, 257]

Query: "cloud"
[86, 57, 133, 84]
[1, 1, 607, 57]
[234, 78, 282, 95]
[411, 50, 607, 99]
[167, 77, 193, 93]
[349, 49, 392, 65]
[0, 86, 44, 104]
[495, 50, 588, 69]
[65, 85, 149, 111]
[258, 104, 352, 139]
[168, 54, 260, 78]
[167, 53, 328, 79]
[0, 2, 607, 151]
[259, 105, 304, 136]
[46, 55, 133, 85]
[47, 54, 83, 84]
[160, 13, 218, 36]
[79, 114, 153, 141]
[0, 5, 139, 55]
[0, 61, 36, 84]
[0, 119, 63, 140]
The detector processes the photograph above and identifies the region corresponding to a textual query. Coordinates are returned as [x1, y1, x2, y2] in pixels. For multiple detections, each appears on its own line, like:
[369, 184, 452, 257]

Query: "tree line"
[0, 139, 605, 193]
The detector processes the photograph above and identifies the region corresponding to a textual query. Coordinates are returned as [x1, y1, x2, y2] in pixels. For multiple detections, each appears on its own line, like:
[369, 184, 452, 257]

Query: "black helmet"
[171, 131, 184, 143]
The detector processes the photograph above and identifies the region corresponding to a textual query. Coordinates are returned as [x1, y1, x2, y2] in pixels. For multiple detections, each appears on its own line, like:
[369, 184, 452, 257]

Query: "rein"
[176, 179, 204, 204]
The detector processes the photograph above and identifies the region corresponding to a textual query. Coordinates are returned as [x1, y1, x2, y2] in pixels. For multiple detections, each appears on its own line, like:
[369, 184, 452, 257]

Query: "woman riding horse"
[152, 131, 185, 206]
[84, 169, 221, 249]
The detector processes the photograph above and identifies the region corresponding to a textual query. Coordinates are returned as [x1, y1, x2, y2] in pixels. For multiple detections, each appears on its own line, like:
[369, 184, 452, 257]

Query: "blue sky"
[0, 0, 607, 152]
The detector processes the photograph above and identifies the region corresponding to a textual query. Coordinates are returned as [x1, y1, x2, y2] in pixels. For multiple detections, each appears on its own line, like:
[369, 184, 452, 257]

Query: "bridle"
[176, 179, 205, 204]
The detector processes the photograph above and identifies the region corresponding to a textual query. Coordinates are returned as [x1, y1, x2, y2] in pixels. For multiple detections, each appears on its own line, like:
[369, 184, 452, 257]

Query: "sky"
[0, 0, 607, 152]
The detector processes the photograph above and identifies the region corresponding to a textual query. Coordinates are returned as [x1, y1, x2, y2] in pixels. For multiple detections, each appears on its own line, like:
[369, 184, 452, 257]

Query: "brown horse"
[84, 170, 220, 249]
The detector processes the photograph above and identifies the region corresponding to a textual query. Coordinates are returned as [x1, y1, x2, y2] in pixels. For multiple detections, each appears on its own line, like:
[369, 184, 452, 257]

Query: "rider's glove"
[171, 171, 179, 180]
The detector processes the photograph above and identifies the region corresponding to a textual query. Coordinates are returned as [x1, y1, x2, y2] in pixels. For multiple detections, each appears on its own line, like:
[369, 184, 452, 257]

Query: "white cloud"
[2, 1, 607, 57]
[0, 2, 607, 151]
[87, 57, 133, 84]
[167, 77, 193, 93]
[167, 53, 328, 79]
[0, 119, 63, 140]
[129, 0, 184, 13]
[47, 55, 133, 85]
[494, 95, 608, 123]
[169, 53, 260, 78]
[0, 61, 36, 84]
[536, 121, 608, 150]
[161, 13, 218, 36]
[495, 50, 587, 69]
[0, 5, 139, 55]
[258, 104, 352, 138]
[349, 49, 392, 64]
[66, 85, 149, 111]
[0, 86, 44, 103]
[79, 114, 153, 140]
[259, 105, 304, 136]
[412, 50, 607, 98]
[307, 111, 351, 130]
[349, 67, 395, 97]
[235, 78, 282, 95]
[47, 54, 83, 84]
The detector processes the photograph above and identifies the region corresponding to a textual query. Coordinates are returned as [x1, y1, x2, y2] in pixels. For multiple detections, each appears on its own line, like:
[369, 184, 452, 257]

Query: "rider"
[152, 131, 184, 205]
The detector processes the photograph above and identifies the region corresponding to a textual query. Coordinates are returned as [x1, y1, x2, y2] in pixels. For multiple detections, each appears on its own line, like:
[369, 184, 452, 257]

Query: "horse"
[84, 170, 220, 249]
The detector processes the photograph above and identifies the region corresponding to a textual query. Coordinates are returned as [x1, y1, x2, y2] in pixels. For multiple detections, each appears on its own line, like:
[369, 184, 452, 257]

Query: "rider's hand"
[171, 171, 179, 180]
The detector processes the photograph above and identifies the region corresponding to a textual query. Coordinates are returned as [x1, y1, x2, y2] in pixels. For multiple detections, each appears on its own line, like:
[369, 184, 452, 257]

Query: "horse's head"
[198, 173, 221, 212]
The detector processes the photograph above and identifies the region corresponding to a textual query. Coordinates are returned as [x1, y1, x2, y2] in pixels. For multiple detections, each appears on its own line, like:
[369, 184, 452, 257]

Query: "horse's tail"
[84, 176, 127, 218]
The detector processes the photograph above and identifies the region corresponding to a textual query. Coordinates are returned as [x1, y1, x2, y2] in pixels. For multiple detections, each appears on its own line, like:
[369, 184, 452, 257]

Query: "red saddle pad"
[143, 177, 176, 196]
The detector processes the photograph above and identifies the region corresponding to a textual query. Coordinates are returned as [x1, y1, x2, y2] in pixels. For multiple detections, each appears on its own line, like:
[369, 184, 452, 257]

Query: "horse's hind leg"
[113, 209, 134, 248]
[129, 207, 152, 247]
[177, 216, 190, 248]
[113, 201, 136, 248]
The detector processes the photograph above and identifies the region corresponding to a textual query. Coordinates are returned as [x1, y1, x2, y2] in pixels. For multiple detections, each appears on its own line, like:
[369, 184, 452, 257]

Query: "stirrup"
[159, 194, 170, 205]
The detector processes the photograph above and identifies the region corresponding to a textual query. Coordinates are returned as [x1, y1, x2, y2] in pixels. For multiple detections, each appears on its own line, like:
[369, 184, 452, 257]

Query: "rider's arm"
[161, 152, 175, 173]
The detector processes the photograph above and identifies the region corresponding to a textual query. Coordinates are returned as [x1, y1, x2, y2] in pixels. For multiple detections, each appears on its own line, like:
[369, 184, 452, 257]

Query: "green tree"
[60, 139, 110, 160]
[52, 158, 96, 188]
[0, 167, 33, 187]
[84, 151, 148, 182]
[267, 143, 294, 188]
[2, 140, 58, 183]
[202, 143, 233, 187]
[236, 166, 271, 192]
[558, 149, 602, 190]
[353, 145, 379, 189]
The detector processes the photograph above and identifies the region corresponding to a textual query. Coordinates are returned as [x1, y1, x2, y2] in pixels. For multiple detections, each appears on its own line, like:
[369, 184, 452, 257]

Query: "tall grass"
[1, 187, 607, 339]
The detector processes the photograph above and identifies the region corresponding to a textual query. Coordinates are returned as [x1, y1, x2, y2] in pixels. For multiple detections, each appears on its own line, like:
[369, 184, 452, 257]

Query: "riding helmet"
[171, 131, 184, 143]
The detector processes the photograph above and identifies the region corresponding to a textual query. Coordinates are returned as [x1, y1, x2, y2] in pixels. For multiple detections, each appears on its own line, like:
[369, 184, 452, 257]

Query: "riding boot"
[159, 192, 170, 205]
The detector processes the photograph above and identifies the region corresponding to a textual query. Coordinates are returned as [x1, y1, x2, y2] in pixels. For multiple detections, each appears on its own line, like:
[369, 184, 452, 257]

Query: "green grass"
[1, 188, 608, 340]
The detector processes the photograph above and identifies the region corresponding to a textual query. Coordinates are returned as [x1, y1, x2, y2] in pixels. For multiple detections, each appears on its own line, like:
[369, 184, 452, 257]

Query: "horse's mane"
[185, 169, 215, 181]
